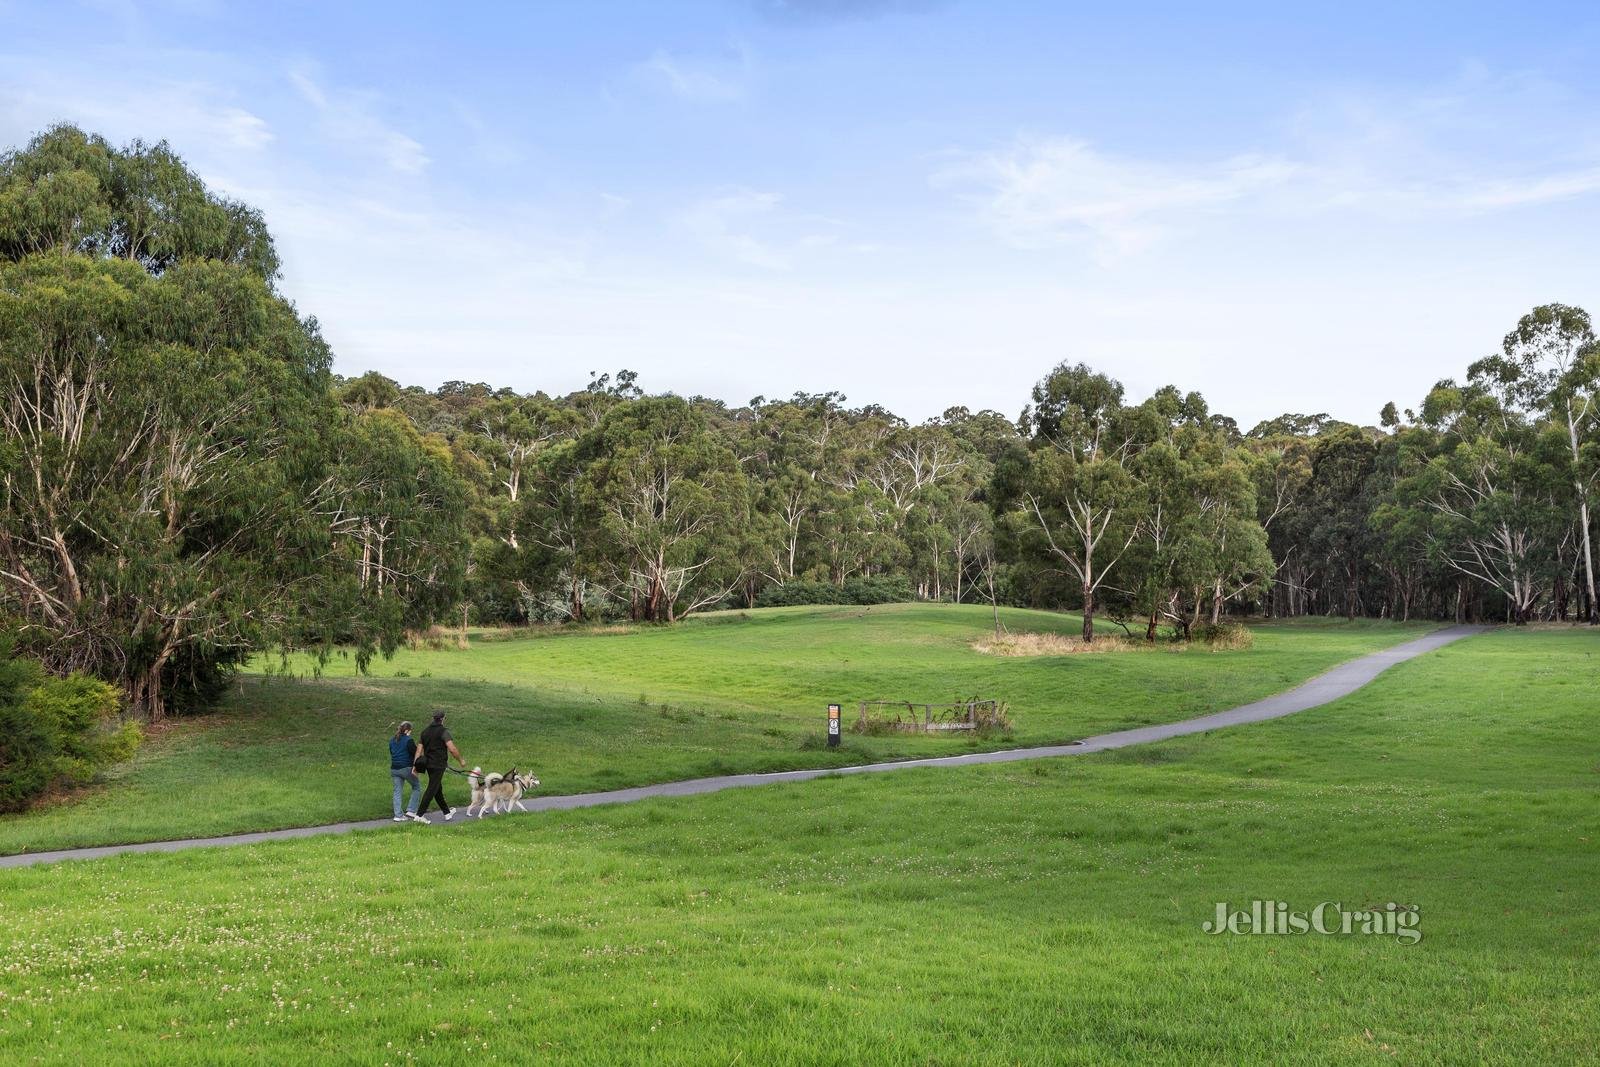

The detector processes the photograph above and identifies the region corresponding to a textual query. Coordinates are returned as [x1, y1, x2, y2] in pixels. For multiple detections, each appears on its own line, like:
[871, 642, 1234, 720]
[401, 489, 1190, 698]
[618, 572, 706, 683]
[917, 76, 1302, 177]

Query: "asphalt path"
[0, 625, 1485, 870]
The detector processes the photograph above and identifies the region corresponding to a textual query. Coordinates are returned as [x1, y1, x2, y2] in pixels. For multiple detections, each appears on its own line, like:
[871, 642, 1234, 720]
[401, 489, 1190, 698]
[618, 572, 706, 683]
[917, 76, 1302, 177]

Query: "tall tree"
[1002, 363, 1141, 641]
[0, 125, 466, 718]
[1489, 305, 1600, 622]
[578, 397, 748, 622]
[1399, 379, 1563, 624]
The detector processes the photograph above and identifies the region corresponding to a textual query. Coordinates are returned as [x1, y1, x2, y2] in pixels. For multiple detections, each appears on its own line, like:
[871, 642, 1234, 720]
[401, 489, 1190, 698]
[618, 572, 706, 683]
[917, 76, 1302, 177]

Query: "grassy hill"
[2, 626, 1597, 1063]
[0, 605, 1428, 855]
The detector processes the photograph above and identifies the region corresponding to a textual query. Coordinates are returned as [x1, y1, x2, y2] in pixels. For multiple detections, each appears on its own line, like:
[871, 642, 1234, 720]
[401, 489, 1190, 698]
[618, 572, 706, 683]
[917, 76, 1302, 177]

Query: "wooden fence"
[855, 699, 1002, 733]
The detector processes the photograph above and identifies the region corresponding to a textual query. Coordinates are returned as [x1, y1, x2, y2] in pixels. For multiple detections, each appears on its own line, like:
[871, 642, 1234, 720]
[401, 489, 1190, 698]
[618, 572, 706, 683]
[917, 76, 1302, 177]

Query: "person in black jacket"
[414, 711, 467, 821]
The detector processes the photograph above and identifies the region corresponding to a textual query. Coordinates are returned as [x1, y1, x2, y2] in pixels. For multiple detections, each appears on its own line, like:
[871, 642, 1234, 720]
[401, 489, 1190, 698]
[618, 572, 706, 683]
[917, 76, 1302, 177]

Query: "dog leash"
[444, 765, 522, 780]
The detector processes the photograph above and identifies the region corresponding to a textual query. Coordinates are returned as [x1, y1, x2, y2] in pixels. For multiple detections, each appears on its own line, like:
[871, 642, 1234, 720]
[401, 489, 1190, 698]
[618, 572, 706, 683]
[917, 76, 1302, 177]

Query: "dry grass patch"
[470, 622, 640, 643]
[972, 632, 1162, 657]
[974, 624, 1255, 656]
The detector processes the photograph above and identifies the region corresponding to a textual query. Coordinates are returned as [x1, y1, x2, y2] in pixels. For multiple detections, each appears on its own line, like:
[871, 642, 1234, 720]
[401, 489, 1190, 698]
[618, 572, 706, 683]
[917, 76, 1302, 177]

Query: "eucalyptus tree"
[578, 396, 749, 622]
[815, 407, 907, 585]
[475, 393, 578, 514]
[0, 124, 276, 275]
[504, 439, 603, 622]
[335, 370, 404, 413]
[0, 253, 331, 717]
[0, 125, 467, 718]
[327, 408, 469, 653]
[1244, 430, 1314, 615]
[1000, 363, 1143, 642]
[1485, 305, 1600, 622]
[1186, 449, 1273, 624]
[1399, 379, 1563, 624]
[1367, 426, 1439, 622]
[1282, 426, 1381, 618]
[740, 395, 839, 585]
[1118, 386, 1271, 634]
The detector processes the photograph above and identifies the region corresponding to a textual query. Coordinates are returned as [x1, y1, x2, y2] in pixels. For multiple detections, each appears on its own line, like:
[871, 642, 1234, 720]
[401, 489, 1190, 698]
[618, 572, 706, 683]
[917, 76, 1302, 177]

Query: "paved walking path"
[0, 625, 1484, 870]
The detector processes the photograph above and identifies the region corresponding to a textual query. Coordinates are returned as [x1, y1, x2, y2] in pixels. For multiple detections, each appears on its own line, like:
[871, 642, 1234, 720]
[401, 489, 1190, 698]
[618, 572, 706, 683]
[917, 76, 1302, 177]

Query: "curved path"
[0, 625, 1484, 870]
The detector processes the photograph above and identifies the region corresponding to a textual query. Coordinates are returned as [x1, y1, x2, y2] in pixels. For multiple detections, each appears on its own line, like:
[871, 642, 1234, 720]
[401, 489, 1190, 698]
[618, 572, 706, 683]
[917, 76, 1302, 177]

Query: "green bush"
[757, 576, 916, 608]
[1194, 622, 1254, 651]
[0, 644, 140, 813]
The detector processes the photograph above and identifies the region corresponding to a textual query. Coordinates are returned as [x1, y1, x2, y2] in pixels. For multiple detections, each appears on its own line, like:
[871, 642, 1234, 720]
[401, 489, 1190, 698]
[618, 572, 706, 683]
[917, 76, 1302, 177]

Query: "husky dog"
[466, 766, 541, 817]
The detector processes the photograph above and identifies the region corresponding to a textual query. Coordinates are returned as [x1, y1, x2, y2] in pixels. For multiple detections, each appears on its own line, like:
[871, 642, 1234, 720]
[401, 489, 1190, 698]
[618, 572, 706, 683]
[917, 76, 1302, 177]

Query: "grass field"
[0, 605, 1430, 855]
[2, 625, 1596, 1064]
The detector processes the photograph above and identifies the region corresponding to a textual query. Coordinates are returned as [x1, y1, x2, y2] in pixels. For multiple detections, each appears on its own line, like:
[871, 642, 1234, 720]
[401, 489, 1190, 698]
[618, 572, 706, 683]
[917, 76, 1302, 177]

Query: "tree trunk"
[129, 663, 166, 723]
[1579, 496, 1598, 624]
[987, 561, 1004, 639]
[1567, 414, 1599, 624]
[1081, 582, 1095, 643]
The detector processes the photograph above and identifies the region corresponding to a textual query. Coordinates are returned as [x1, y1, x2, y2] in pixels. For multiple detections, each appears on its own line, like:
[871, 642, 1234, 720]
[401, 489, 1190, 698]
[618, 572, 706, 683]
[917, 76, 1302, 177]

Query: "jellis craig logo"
[1204, 901, 1421, 944]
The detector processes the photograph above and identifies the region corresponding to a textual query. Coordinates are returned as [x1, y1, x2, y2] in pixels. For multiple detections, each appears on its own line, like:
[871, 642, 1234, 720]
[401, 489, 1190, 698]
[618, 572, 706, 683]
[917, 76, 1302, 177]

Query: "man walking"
[414, 710, 467, 821]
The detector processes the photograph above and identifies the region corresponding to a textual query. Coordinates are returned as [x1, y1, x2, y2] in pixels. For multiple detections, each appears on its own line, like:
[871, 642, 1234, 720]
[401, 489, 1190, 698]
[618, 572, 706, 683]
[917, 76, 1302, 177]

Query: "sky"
[4, 0, 1600, 427]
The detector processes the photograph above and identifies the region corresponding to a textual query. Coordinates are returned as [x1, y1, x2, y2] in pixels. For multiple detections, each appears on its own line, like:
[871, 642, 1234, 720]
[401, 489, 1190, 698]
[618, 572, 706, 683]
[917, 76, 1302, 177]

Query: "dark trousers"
[416, 767, 451, 814]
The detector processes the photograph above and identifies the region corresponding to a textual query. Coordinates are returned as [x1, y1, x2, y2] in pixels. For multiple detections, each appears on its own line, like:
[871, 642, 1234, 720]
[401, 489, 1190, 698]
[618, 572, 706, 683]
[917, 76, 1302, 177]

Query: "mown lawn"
[0, 605, 1429, 855]
[1, 627, 1596, 1064]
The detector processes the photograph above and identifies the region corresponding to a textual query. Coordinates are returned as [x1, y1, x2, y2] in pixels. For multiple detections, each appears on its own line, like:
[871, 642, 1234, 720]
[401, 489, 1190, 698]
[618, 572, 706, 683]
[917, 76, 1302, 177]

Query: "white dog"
[466, 766, 541, 817]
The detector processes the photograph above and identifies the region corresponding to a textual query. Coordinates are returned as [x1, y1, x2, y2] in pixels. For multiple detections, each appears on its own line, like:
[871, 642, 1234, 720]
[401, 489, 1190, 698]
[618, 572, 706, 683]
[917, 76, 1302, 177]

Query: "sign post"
[827, 703, 841, 747]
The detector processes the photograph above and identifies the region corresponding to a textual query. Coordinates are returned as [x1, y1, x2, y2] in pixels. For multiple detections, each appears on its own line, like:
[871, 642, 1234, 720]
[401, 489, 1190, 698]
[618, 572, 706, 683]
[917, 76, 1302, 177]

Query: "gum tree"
[1001, 363, 1142, 642]
[0, 125, 466, 718]
[1485, 305, 1600, 622]
[578, 396, 749, 622]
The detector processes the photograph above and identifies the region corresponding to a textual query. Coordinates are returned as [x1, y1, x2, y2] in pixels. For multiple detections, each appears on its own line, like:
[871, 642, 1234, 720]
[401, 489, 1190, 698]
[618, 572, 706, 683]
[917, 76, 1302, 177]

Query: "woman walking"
[389, 722, 425, 823]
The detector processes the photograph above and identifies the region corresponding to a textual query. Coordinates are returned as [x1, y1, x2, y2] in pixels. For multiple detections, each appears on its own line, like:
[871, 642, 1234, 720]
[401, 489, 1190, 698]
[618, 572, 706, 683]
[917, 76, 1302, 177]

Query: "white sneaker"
[443, 810, 455, 821]
[392, 815, 407, 822]
[407, 812, 428, 823]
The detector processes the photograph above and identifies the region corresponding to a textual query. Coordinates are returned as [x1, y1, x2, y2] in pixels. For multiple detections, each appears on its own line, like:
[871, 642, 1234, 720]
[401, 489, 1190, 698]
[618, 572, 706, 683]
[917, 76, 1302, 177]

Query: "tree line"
[3, 124, 1598, 728]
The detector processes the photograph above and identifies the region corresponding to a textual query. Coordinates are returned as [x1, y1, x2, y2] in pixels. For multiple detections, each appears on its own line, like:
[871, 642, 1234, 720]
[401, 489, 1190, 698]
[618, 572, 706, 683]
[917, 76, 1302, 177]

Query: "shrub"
[757, 576, 916, 608]
[1194, 622, 1254, 650]
[0, 644, 140, 813]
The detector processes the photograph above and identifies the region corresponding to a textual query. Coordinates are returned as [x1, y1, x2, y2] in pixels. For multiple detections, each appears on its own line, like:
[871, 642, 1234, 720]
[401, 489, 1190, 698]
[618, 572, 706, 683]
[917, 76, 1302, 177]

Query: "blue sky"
[5, 1, 1600, 425]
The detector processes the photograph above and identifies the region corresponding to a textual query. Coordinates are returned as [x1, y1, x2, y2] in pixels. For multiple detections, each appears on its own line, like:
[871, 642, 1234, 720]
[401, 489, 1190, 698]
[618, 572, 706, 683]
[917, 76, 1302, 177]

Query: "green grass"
[0, 605, 1429, 855]
[1, 626, 1596, 1064]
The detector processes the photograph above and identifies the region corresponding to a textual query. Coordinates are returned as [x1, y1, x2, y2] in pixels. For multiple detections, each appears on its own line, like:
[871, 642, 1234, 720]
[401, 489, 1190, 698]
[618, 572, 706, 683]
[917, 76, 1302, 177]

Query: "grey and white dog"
[466, 767, 541, 817]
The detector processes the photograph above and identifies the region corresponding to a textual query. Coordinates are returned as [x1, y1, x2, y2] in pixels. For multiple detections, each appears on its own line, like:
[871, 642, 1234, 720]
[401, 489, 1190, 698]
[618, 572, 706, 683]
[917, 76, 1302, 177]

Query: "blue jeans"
[391, 767, 420, 817]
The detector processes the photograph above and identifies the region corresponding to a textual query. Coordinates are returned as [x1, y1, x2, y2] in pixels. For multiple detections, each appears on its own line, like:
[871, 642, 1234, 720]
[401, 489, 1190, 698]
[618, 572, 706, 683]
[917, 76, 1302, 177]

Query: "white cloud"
[0, 64, 274, 154]
[936, 137, 1297, 255]
[287, 63, 428, 174]
[942, 81, 1600, 257]
[679, 188, 793, 269]
[448, 99, 526, 167]
[635, 49, 748, 102]
[213, 105, 273, 150]
[1278, 69, 1600, 216]
[1454, 168, 1600, 210]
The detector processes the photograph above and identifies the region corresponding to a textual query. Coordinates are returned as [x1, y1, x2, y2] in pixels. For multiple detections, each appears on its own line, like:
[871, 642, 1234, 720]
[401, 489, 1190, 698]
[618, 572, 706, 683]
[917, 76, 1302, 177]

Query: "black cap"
[431, 711, 446, 722]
